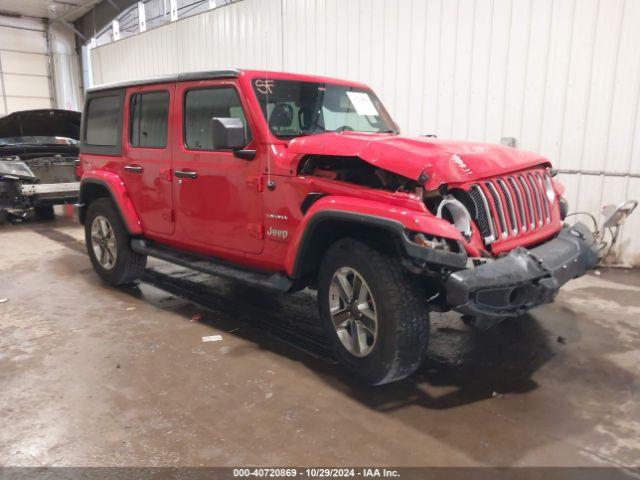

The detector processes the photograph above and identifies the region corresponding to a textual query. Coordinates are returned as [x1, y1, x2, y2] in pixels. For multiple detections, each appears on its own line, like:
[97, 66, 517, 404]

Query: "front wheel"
[34, 205, 55, 221]
[84, 198, 146, 286]
[317, 238, 430, 385]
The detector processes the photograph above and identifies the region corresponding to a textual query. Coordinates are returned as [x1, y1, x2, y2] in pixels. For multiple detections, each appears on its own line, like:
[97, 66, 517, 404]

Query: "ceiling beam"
[73, 0, 138, 42]
[57, 19, 87, 40]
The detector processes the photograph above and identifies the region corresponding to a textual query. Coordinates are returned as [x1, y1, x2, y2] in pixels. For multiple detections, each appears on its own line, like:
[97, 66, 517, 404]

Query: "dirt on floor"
[0, 215, 639, 470]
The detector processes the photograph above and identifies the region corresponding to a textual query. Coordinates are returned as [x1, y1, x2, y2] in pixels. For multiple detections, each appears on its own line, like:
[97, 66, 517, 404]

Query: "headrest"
[269, 103, 294, 129]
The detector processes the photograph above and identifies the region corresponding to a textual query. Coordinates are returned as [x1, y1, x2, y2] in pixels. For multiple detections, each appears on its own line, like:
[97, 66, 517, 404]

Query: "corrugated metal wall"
[90, 0, 640, 265]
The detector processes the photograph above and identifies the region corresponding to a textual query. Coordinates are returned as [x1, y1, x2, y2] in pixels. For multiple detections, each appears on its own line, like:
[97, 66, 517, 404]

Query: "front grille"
[469, 170, 554, 246]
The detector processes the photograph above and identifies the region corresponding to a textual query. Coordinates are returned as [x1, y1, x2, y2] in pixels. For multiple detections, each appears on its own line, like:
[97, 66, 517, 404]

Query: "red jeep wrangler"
[79, 69, 600, 385]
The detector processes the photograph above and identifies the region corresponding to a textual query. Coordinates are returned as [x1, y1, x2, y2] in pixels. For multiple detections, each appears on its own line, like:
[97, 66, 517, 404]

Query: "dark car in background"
[0, 109, 81, 223]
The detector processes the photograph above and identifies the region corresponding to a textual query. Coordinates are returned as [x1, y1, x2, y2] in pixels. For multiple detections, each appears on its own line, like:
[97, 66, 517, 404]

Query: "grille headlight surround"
[436, 195, 473, 241]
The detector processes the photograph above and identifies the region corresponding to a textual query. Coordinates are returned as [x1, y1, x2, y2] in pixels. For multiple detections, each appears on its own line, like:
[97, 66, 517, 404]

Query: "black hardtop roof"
[87, 69, 240, 93]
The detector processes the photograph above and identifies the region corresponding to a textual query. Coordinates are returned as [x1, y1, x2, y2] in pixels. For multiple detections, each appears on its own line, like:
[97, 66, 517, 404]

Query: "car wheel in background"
[34, 205, 55, 221]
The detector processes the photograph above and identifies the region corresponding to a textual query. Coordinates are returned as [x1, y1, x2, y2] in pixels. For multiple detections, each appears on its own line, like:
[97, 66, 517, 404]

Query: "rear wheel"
[317, 238, 430, 385]
[34, 205, 55, 221]
[84, 198, 146, 285]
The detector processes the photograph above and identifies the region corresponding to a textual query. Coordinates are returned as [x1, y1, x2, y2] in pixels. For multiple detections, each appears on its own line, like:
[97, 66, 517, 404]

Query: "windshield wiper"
[274, 127, 327, 138]
[298, 127, 327, 136]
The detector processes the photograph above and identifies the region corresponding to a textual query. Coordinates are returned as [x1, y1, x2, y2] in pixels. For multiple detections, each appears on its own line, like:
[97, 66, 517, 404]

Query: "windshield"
[252, 78, 397, 138]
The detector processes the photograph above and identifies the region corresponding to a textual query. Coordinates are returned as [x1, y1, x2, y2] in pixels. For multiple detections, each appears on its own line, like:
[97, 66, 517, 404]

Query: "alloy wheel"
[328, 266, 378, 357]
[91, 215, 117, 270]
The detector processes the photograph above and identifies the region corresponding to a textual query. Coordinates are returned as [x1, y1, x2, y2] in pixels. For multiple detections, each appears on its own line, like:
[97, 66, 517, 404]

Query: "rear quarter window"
[81, 89, 125, 155]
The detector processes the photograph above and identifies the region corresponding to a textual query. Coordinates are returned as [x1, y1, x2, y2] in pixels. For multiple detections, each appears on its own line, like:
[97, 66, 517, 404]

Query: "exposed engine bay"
[298, 154, 478, 242]
[299, 155, 419, 193]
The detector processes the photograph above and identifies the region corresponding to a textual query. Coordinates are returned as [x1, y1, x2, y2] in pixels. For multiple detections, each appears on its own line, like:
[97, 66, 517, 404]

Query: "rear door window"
[129, 91, 170, 148]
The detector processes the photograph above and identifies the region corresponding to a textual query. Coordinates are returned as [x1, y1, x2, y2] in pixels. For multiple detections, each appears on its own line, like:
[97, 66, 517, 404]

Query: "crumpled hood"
[287, 132, 549, 187]
[0, 109, 81, 140]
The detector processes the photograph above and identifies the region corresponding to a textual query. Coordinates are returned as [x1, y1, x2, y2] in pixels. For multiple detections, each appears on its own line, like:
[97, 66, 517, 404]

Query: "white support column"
[112, 20, 120, 40]
[84, 37, 96, 90]
[170, 0, 178, 22]
[137, 2, 146, 33]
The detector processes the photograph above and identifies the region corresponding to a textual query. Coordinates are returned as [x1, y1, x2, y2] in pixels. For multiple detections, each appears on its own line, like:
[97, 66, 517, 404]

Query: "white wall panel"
[538, 0, 574, 164]
[2, 51, 49, 75]
[0, 19, 52, 113]
[0, 25, 47, 53]
[90, 0, 640, 265]
[2, 74, 50, 98]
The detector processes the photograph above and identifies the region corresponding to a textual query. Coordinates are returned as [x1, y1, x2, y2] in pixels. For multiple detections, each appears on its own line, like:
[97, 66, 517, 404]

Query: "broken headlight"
[0, 158, 35, 179]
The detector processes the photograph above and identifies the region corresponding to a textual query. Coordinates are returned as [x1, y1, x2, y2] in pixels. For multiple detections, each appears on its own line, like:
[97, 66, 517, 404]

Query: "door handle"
[174, 169, 198, 179]
[124, 164, 143, 173]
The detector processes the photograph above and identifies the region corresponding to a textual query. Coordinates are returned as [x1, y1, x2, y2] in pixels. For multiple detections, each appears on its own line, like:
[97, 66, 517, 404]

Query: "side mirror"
[211, 117, 246, 150]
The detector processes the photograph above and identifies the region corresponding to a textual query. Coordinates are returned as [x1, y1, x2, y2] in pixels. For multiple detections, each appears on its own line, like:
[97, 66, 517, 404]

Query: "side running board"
[130, 239, 294, 293]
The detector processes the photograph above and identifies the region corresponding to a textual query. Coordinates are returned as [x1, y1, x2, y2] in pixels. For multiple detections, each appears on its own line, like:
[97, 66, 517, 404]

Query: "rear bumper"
[445, 222, 599, 318]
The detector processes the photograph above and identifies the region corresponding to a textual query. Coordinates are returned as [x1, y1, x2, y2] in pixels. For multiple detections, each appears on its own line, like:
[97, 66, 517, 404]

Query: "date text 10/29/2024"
[233, 468, 401, 478]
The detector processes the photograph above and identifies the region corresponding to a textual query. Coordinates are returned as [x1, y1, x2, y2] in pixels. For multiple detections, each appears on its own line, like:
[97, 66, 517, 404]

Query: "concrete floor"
[1, 214, 639, 469]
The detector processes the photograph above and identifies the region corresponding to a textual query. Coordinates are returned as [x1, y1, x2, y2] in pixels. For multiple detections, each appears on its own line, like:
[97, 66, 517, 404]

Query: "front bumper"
[20, 181, 80, 197]
[446, 222, 599, 318]
[0, 180, 79, 211]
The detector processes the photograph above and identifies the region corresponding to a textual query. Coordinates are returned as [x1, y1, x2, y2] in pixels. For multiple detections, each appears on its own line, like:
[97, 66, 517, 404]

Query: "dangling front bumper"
[445, 222, 599, 319]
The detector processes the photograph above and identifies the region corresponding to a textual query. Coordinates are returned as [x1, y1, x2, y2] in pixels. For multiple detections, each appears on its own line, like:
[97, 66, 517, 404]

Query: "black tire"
[317, 238, 430, 385]
[34, 205, 55, 221]
[84, 197, 146, 286]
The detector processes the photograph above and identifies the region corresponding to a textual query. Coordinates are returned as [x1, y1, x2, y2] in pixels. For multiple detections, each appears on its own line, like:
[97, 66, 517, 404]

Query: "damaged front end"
[442, 200, 637, 321]
[446, 222, 599, 318]
[407, 165, 637, 321]
[0, 109, 81, 221]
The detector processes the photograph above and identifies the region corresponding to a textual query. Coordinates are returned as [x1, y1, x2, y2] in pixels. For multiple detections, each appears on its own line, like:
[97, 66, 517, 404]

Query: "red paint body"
[80, 70, 563, 276]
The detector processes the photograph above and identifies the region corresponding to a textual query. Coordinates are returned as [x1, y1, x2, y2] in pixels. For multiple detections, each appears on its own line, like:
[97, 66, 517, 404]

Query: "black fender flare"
[290, 210, 467, 279]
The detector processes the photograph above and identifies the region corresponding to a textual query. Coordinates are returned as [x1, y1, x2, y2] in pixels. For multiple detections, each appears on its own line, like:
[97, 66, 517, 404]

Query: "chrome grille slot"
[517, 174, 536, 228]
[535, 172, 551, 222]
[497, 179, 518, 235]
[507, 176, 527, 232]
[469, 184, 496, 243]
[526, 173, 543, 226]
[485, 182, 508, 238]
